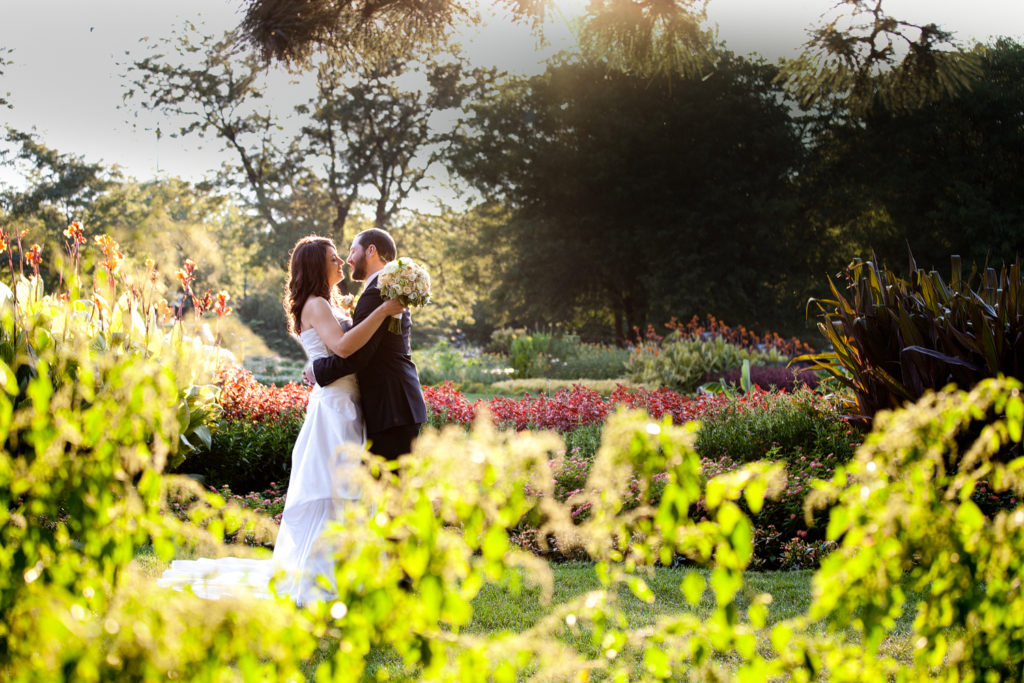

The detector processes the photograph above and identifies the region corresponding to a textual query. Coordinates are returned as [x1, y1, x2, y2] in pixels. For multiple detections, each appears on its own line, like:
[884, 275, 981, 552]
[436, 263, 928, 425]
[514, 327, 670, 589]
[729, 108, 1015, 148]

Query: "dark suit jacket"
[312, 280, 427, 435]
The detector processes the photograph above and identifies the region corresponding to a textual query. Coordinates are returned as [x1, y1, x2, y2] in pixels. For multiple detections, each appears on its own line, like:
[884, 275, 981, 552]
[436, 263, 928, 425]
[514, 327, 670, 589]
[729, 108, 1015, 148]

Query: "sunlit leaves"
[776, 0, 981, 115]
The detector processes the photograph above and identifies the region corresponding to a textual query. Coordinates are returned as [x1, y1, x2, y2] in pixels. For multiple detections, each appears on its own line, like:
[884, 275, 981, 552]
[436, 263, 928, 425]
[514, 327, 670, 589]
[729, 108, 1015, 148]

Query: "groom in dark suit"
[308, 228, 427, 460]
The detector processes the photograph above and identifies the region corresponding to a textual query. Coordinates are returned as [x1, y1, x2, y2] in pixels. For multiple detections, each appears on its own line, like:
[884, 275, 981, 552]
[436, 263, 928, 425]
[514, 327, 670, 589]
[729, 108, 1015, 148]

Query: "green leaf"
[956, 500, 984, 534]
[627, 576, 655, 604]
[710, 568, 742, 606]
[481, 524, 507, 561]
[743, 477, 767, 515]
[644, 646, 670, 678]
[1007, 393, 1023, 443]
[681, 572, 705, 606]
[0, 359, 17, 395]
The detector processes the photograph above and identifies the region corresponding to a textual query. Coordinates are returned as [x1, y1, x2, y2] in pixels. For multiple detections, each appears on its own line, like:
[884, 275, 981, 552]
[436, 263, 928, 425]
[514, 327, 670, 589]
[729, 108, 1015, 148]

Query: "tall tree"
[125, 28, 485, 266]
[1, 127, 119, 239]
[236, 0, 976, 116]
[449, 53, 806, 341]
[0, 47, 11, 110]
[801, 38, 1024, 272]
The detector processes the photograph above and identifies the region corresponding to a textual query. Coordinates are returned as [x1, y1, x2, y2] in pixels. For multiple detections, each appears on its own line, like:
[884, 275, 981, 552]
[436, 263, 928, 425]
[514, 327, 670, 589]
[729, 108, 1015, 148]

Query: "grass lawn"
[139, 552, 917, 679]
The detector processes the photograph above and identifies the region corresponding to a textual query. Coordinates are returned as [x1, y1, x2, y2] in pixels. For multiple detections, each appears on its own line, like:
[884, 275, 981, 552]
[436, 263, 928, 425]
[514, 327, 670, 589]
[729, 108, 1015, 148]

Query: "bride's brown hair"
[283, 235, 341, 335]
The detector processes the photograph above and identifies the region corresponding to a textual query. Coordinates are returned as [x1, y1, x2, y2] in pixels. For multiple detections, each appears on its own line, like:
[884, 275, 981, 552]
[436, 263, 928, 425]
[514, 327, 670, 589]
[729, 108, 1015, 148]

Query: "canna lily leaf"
[902, 346, 983, 371]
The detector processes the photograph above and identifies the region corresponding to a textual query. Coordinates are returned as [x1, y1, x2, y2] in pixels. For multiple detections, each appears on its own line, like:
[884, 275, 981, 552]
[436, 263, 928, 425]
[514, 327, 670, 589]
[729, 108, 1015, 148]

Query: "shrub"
[487, 325, 524, 354]
[803, 252, 1024, 422]
[804, 377, 1024, 678]
[545, 342, 630, 380]
[173, 362, 310, 492]
[509, 331, 552, 378]
[626, 333, 776, 394]
[235, 289, 305, 360]
[706, 364, 821, 392]
[214, 361, 309, 422]
[175, 414, 304, 494]
[1, 301, 309, 680]
[562, 422, 604, 458]
[495, 328, 628, 381]
[412, 340, 508, 388]
[243, 354, 306, 386]
[695, 388, 860, 465]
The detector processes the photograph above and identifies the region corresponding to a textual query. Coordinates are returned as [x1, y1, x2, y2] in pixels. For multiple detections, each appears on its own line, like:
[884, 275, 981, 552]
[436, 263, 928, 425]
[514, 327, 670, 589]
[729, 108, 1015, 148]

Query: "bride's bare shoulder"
[299, 296, 332, 328]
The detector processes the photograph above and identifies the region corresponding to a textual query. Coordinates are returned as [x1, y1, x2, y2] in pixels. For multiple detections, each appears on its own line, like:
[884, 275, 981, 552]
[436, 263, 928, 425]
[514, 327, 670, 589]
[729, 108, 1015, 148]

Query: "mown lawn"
[139, 553, 918, 679]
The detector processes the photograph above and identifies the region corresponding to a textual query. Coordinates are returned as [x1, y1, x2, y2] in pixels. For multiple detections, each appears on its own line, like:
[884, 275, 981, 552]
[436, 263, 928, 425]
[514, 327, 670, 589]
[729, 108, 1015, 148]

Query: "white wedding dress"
[158, 319, 365, 605]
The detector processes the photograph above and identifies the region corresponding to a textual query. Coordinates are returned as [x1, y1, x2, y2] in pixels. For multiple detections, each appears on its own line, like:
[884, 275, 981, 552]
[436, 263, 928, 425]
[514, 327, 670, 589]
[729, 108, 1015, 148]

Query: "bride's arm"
[304, 297, 405, 358]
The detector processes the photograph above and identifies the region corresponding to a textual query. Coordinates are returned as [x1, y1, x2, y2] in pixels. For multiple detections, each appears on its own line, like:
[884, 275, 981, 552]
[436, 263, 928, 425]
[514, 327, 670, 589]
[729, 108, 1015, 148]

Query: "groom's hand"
[302, 362, 315, 386]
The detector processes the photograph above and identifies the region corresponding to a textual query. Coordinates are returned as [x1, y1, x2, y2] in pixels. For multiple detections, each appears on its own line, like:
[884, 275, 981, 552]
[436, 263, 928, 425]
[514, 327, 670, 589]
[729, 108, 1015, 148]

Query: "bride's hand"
[381, 298, 406, 316]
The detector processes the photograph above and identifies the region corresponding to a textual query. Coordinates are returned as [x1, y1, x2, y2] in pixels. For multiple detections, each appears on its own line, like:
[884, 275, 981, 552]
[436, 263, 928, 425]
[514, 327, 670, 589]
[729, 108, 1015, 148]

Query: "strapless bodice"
[299, 316, 359, 396]
[299, 327, 331, 362]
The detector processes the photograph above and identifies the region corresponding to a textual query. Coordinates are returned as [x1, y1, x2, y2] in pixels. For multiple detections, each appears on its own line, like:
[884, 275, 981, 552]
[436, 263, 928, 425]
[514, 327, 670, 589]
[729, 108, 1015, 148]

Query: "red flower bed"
[215, 362, 310, 422]
[422, 381, 782, 432]
[214, 364, 786, 434]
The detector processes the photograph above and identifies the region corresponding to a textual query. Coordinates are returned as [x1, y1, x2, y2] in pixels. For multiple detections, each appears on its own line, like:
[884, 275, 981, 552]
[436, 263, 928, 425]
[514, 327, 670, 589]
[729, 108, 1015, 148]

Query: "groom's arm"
[311, 288, 388, 385]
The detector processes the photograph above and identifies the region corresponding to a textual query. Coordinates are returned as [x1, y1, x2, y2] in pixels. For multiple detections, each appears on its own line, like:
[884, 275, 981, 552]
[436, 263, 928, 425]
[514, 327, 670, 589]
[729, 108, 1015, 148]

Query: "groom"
[306, 228, 427, 460]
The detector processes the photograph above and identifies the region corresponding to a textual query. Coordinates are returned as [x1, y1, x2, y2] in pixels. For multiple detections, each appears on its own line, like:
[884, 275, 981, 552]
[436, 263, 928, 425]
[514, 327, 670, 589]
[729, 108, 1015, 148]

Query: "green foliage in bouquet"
[626, 333, 775, 394]
[801, 252, 1024, 422]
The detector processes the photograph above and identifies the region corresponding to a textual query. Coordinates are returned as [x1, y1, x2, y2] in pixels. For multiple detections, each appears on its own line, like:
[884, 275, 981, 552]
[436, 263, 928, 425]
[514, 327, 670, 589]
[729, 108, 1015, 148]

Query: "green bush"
[1, 300, 308, 681]
[695, 388, 859, 465]
[180, 414, 304, 494]
[492, 328, 629, 381]
[563, 422, 604, 458]
[803, 253, 1024, 422]
[626, 333, 775, 394]
[546, 342, 630, 380]
[235, 289, 305, 360]
[802, 377, 1024, 678]
[510, 332, 552, 378]
[243, 354, 306, 386]
[412, 340, 508, 388]
[487, 326, 524, 354]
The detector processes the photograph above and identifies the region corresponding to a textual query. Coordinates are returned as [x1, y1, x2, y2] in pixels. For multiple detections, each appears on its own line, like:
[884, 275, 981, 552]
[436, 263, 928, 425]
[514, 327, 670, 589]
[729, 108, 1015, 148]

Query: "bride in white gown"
[158, 236, 404, 605]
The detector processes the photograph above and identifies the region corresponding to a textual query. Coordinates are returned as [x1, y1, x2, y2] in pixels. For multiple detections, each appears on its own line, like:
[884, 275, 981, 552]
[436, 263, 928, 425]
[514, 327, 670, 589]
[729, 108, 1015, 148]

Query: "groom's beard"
[350, 255, 367, 281]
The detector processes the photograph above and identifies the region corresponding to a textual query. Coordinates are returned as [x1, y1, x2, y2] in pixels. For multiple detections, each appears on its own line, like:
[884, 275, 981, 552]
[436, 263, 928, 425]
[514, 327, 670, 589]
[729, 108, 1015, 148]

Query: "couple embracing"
[160, 228, 426, 604]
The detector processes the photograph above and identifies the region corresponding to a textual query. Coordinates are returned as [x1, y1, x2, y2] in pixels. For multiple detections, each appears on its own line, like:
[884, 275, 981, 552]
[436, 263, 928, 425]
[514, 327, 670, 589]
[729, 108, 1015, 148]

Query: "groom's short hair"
[355, 228, 397, 262]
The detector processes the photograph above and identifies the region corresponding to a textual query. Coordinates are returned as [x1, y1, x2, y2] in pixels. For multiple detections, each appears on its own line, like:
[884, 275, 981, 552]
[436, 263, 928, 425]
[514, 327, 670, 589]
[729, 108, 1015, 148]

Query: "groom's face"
[347, 240, 367, 281]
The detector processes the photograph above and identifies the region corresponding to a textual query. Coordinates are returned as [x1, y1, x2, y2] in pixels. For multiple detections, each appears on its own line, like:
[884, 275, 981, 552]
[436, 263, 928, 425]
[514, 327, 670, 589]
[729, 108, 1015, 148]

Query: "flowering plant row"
[211, 366, 778, 433]
[214, 361, 310, 422]
[421, 381, 780, 432]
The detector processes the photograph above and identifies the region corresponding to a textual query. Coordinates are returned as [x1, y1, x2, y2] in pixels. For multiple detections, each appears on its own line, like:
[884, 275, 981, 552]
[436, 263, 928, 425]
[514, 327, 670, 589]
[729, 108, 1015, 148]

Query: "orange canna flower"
[94, 234, 125, 276]
[214, 290, 232, 317]
[176, 259, 197, 293]
[193, 289, 213, 315]
[26, 244, 43, 275]
[157, 299, 173, 325]
[63, 221, 87, 245]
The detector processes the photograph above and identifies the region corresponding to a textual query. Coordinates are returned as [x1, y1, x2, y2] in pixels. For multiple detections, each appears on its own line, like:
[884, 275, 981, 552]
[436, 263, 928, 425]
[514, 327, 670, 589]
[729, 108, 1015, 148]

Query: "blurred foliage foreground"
[2, 272, 1024, 679]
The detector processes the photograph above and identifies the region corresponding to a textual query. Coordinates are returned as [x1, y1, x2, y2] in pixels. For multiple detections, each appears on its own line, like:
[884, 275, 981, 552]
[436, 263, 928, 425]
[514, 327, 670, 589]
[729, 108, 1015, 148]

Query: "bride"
[158, 235, 404, 604]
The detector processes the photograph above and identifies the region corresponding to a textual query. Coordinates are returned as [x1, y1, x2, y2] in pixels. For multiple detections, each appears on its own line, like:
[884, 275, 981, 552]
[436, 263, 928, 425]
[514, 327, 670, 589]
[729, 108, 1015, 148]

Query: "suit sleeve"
[311, 288, 386, 385]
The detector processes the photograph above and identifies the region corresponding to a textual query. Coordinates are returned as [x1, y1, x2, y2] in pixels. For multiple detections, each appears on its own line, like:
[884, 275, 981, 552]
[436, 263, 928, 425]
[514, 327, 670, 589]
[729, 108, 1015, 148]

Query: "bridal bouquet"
[377, 257, 431, 332]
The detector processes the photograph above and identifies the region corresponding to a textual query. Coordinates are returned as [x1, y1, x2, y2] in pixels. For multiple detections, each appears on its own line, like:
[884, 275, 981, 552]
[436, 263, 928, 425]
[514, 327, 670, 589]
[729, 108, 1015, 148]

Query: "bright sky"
[1, 0, 1022, 184]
